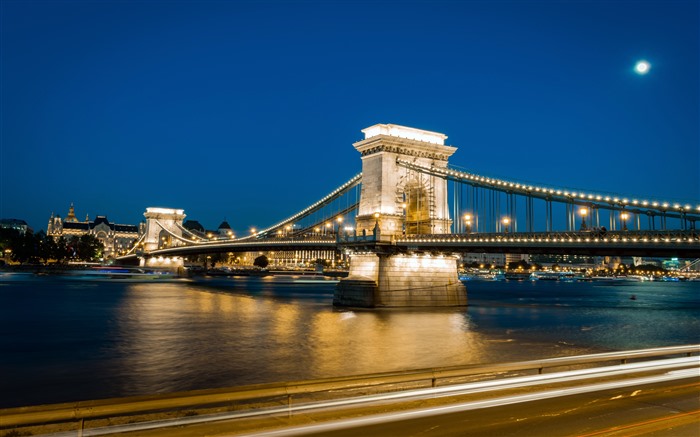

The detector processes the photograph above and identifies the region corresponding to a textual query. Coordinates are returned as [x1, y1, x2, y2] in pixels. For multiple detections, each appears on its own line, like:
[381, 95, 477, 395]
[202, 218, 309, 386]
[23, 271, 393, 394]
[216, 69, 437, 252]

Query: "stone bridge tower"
[353, 124, 456, 239]
[335, 124, 467, 308]
[142, 207, 186, 252]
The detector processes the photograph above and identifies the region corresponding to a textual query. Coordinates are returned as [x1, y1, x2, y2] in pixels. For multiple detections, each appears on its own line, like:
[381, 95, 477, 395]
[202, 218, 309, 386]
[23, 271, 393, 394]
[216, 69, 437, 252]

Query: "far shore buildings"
[0, 219, 32, 235]
[47, 204, 142, 258]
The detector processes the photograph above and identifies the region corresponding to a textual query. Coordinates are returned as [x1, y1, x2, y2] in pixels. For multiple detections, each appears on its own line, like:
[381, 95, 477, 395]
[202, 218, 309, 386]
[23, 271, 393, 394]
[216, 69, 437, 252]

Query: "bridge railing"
[337, 230, 378, 243]
[253, 229, 698, 245]
[2, 345, 697, 429]
[399, 229, 699, 242]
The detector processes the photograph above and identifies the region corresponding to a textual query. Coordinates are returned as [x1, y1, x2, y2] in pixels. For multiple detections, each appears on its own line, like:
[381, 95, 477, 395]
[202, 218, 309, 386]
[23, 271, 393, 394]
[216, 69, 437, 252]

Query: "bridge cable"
[243, 173, 362, 239]
[396, 159, 700, 221]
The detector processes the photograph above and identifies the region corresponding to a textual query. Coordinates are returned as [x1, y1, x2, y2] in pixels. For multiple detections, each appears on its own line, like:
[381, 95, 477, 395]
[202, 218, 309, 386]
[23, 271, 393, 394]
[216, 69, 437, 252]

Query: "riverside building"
[47, 204, 141, 258]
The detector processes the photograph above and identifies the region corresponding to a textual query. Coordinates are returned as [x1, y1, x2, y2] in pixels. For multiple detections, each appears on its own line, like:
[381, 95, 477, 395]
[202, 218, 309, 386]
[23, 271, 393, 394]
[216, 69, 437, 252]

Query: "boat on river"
[530, 272, 584, 282]
[504, 272, 530, 281]
[62, 266, 178, 282]
[271, 274, 340, 284]
[459, 272, 506, 281]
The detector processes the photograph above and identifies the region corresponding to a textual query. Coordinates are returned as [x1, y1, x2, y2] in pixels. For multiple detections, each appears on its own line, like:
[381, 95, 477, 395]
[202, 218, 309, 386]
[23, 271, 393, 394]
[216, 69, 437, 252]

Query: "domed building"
[218, 219, 233, 238]
[182, 220, 205, 234]
[47, 204, 141, 259]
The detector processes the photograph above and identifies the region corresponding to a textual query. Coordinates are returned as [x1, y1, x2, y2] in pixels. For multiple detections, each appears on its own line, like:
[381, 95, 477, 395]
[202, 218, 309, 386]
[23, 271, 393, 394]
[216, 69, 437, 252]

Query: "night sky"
[2, 1, 698, 235]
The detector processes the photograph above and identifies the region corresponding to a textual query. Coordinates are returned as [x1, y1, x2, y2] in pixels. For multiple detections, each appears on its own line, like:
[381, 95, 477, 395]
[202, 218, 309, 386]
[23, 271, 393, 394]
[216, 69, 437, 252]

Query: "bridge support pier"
[334, 252, 467, 307]
[140, 256, 184, 269]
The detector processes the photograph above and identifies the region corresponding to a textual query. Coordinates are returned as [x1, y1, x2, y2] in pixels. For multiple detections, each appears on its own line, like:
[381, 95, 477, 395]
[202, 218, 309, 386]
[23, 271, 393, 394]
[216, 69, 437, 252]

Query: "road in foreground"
[108, 365, 699, 437]
[273, 379, 699, 437]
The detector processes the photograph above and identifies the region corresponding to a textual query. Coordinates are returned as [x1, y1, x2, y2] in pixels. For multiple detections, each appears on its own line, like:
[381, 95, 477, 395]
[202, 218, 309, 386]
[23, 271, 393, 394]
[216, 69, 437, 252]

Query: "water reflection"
[113, 283, 491, 395]
[308, 311, 488, 376]
[1, 274, 698, 408]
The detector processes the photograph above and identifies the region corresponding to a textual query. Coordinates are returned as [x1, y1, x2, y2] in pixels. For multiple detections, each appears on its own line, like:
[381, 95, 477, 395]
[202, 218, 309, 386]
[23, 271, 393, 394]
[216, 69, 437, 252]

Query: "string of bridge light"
[397, 159, 700, 215]
[123, 233, 146, 255]
[242, 173, 362, 239]
[174, 222, 223, 242]
[150, 238, 337, 254]
[164, 182, 358, 246]
[397, 234, 698, 245]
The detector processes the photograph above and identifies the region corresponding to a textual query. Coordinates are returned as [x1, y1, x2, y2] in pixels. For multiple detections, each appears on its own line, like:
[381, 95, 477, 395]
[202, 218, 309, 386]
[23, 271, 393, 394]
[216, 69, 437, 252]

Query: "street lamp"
[579, 207, 588, 231]
[502, 217, 510, 233]
[463, 213, 472, 234]
[620, 212, 629, 231]
[373, 212, 381, 236]
[336, 216, 343, 236]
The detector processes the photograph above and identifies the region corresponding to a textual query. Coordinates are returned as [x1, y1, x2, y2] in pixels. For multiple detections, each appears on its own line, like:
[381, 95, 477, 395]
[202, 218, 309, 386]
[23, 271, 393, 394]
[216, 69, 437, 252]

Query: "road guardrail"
[2, 344, 698, 429]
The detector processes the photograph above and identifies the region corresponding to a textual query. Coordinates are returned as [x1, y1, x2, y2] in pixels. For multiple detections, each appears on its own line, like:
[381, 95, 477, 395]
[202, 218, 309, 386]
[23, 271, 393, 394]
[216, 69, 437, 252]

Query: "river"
[1, 272, 698, 408]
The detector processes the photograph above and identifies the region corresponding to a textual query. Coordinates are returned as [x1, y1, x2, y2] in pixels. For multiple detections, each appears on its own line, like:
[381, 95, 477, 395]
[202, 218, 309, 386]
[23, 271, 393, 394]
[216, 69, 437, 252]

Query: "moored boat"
[505, 272, 530, 281]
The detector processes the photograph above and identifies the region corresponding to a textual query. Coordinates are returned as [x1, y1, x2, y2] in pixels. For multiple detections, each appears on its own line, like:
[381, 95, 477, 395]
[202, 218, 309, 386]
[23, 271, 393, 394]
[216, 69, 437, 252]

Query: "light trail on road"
[38, 356, 699, 437]
[238, 368, 699, 437]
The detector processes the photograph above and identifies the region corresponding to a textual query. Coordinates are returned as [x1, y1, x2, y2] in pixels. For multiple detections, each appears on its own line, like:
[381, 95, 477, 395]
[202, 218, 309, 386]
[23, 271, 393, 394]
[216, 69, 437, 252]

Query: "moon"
[635, 60, 651, 75]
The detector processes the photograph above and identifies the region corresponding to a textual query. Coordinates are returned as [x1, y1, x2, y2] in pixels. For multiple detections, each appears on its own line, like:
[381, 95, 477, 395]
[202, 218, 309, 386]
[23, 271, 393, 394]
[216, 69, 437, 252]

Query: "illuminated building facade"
[47, 204, 141, 258]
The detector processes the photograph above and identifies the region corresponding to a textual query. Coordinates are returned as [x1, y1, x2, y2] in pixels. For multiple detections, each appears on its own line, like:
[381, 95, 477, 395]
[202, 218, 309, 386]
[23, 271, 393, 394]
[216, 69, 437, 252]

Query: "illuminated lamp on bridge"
[463, 213, 472, 234]
[579, 207, 588, 231]
[336, 216, 344, 234]
[502, 217, 510, 233]
[621, 212, 629, 231]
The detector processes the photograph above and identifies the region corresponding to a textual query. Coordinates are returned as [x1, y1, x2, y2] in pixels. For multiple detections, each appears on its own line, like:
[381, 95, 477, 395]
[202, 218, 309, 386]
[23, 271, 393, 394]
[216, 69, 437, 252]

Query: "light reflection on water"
[0, 274, 698, 408]
[111, 282, 489, 397]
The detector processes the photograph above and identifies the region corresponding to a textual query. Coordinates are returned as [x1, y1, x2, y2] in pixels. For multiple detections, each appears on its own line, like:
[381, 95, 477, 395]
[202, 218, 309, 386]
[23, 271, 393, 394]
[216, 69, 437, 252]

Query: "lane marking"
[576, 408, 700, 437]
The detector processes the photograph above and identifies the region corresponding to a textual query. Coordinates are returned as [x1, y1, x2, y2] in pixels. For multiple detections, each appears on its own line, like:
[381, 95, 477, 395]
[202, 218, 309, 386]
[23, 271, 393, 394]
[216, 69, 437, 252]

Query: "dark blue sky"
[2, 0, 698, 234]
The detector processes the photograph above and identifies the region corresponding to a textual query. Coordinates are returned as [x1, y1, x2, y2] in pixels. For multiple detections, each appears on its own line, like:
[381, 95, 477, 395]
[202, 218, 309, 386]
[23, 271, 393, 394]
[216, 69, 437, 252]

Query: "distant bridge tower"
[336, 124, 467, 308]
[354, 124, 455, 239]
[143, 207, 186, 252]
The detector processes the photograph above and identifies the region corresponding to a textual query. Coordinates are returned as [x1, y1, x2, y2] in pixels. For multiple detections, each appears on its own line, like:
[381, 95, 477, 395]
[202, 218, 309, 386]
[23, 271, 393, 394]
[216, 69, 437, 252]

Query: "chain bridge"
[118, 124, 700, 307]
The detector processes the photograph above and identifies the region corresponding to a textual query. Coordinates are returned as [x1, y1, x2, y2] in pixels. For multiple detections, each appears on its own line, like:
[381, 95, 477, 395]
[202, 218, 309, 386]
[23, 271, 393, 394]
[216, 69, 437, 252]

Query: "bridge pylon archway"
[353, 123, 455, 240]
[336, 124, 467, 308]
[142, 207, 187, 252]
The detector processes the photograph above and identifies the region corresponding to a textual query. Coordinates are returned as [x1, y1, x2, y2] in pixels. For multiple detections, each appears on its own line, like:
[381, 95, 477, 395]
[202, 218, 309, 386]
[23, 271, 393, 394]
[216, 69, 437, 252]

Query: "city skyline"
[2, 1, 698, 234]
